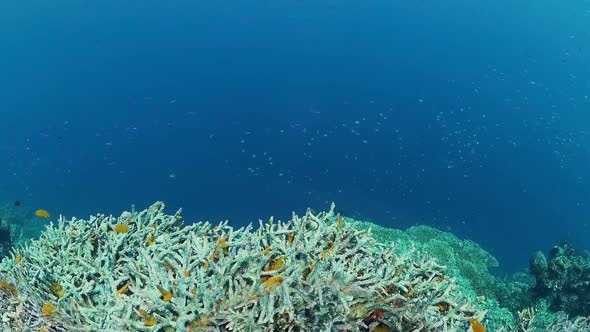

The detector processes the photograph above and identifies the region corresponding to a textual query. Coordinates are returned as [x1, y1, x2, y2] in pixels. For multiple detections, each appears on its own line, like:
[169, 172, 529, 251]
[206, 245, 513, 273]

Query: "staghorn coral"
[0, 202, 484, 331]
[352, 220, 533, 331]
[350, 222, 499, 298]
[494, 305, 590, 332]
[0, 273, 69, 332]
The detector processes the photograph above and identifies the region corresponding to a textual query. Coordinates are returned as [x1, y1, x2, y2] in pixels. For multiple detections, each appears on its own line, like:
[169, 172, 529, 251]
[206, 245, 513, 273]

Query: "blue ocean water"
[0, 0, 589, 274]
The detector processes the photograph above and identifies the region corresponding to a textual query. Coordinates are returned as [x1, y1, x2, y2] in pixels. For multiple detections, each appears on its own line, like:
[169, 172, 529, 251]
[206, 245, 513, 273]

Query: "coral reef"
[529, 243, 590, 317]
[484, 243, 590, 331]
[353, 221, 519, 330]
[496, 305, 590, 332]
[350, 223, 498, 298]
[486, 273, 534, 316]
[0, 202, 484, 331]
[4, 202, 590, 331]
[405, 226, 499, 297]
[352, 219, 590, 331]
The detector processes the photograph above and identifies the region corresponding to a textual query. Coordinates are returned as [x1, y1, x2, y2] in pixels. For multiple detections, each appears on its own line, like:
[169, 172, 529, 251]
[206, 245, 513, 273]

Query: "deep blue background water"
[1, 0, 589, 273]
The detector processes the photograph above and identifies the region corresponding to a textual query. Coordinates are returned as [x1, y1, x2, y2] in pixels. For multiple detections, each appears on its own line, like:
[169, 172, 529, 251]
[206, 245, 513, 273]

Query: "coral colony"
[1, 203, 589, 331]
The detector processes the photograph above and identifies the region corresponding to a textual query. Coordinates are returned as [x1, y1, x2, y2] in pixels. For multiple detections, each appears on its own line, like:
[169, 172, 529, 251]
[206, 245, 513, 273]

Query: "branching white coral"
[0, 202, 484, 331]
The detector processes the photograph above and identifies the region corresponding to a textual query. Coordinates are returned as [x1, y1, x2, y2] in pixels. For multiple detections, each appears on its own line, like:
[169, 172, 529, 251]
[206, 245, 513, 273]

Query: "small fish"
[114, 224, 129, 233]
[13, 200, 21, 207]
[145, 314, 157, 326]
[0, 280, 19, 297]
[263, 276, 283, 292]
[116, 282, 130, 297]
[157, 285, 173, 302]
[469, 319, 486, 332]
[50, 282, 64, 298]
[42, 303, 55, 317]
[35, 209, 50, 218]
[146, 235, 155, 246]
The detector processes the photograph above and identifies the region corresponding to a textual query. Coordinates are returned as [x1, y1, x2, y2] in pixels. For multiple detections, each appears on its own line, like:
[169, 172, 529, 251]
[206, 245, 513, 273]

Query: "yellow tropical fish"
[42, 303, 55, 317]
[113, 224, 129, 233]
[35, 209, 50, 218]
[469, 319, 486, 332]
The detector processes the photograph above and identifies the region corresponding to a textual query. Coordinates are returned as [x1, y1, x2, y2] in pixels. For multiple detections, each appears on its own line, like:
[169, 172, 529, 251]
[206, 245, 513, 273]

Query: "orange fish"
[469, 319, 486, 332]
[42, 303, 55, 317]
[114, 224, 129, 233]
[35, 209, 50, 218]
